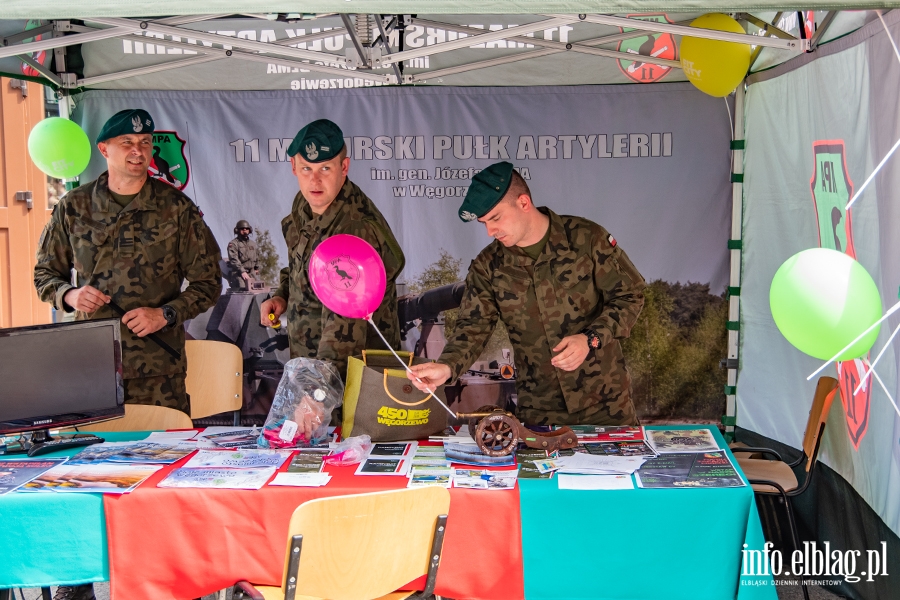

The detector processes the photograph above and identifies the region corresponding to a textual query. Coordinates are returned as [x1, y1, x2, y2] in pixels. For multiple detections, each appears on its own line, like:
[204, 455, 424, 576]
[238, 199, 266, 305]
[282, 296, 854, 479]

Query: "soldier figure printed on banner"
[226, 219, 260, 291]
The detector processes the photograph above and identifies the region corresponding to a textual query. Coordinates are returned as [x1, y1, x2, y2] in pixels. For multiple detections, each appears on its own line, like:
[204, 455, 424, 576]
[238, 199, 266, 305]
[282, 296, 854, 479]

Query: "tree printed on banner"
[617, 14, 678, 84]
[255, 229, 282, 287]
[811, 140, 871, 450]
[623, 280, 727, 422]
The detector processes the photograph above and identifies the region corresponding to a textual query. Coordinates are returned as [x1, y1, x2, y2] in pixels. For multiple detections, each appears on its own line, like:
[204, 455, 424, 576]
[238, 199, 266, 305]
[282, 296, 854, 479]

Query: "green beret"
[96, 109, 155, 144]
[458, 161, 515, 222]
[288, 119, 345, 162]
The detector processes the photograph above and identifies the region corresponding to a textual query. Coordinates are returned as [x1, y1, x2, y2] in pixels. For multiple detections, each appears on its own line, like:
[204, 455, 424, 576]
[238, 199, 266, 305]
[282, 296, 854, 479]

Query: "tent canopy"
[2, 1, 899, 19]
[0, 10, 877, 90]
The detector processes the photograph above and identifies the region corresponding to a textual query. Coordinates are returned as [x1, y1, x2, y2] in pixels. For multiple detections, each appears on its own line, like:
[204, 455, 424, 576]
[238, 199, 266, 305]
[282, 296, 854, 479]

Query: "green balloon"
[27, 117, 91, 179]
[770, 248, 882, 361]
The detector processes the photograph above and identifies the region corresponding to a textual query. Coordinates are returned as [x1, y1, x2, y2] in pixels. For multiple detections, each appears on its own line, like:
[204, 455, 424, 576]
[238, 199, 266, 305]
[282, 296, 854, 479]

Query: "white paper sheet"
[557, 474, 635, 491]
[555, 453, 647, 475]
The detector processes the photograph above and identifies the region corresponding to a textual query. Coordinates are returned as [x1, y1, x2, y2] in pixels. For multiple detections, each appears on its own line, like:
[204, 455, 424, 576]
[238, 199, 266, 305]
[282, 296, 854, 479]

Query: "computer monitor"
[0, 319, 124, 454]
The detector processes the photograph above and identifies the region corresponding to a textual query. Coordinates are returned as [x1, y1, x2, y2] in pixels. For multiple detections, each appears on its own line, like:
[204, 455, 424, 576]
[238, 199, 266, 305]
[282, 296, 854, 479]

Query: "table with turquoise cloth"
[519, 426, 777, 600]
[2, 427, 777, 599]
[0, 432, 147, 590]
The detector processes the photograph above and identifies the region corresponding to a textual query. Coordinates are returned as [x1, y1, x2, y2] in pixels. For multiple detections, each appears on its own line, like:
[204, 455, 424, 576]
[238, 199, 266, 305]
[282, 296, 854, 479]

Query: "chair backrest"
[76, 404, 193, 432]
[283, 486, 450, 600]
[801, 376, 839, 471]
[185, 340, 243, 420]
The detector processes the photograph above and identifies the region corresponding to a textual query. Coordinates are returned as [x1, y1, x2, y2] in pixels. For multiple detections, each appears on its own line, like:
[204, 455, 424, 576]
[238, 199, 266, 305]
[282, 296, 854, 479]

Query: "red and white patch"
[608, 234, 617, 247]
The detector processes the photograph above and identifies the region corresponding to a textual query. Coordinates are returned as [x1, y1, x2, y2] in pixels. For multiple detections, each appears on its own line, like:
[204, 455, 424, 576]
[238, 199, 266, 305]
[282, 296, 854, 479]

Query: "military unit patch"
[616, 14, 678, 84]
[149, 131, 190, 191]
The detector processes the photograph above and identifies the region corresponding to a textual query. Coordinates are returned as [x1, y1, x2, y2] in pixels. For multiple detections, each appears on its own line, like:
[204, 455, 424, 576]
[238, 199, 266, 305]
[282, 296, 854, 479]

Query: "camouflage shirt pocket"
[282, 217, 300, 250]
[69, 217, 110, 275]
[140, 219, 179, 274]
[555, 254, 600, 315]
[492, 265, 532, 326]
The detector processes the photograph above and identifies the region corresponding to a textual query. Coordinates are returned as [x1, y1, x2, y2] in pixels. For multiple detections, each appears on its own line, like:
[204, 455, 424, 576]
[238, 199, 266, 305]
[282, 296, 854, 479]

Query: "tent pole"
[725, 83, 745, 441]
[407, 18, 680, 70]
[550, 13, 808, 52]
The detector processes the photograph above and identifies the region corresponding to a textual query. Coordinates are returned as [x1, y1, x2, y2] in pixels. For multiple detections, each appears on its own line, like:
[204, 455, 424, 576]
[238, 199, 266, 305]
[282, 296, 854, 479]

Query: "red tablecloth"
[103, 451, 524, 600]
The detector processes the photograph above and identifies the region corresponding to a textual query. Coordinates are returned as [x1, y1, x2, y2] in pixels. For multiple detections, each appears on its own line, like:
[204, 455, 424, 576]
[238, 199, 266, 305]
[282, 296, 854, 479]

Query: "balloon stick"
[366, 317, 458, 418]
[844, 136, 900, 211]
[807, 298, 900, 381]
[855, 320, 900, 395]
[866, 362, 900, 419]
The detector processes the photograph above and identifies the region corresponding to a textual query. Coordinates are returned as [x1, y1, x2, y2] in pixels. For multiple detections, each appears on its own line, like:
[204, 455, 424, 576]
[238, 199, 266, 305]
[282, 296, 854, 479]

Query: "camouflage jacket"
[226, 237, 258, 275]
[226, 237, 258, 289]
[34, 173, 223, 379]
[273, 178, 405, 379]
[439, 208, 645, 424]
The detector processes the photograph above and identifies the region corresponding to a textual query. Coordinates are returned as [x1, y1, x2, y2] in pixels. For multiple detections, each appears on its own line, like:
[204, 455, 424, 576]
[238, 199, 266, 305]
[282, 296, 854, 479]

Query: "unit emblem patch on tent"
[19, 20, 47, 79]
[617, 14, 678, 84]
[149, 131, 190, 191]
[811, 139, 869, 450]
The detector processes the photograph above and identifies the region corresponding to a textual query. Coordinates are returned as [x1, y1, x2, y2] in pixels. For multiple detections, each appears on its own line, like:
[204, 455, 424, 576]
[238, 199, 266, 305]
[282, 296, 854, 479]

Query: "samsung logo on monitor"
[32, 419, 52, 425]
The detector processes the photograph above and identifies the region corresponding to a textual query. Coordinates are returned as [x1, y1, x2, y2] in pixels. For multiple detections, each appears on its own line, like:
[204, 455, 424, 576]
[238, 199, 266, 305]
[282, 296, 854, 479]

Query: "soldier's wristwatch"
[581, 328, 601, 350]
[162, 305, 177, 328]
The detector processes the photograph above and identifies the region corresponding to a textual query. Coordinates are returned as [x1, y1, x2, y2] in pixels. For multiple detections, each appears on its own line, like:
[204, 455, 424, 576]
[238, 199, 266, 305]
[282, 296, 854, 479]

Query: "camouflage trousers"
[124, 374, 190, 415]
[517, 394, 639, 427]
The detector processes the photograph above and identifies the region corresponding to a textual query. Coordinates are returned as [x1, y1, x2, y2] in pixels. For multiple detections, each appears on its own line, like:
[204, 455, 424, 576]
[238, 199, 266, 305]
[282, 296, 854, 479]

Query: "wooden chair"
[185, 339, 243, 425]
[731, 376, 839, 600]
[75, 404, 193, 431]
[233, 487, 451, 600]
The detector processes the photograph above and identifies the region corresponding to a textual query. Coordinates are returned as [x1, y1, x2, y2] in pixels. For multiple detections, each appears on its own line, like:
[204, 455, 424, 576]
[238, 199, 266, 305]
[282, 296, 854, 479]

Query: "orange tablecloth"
[103, 452, 524, 600]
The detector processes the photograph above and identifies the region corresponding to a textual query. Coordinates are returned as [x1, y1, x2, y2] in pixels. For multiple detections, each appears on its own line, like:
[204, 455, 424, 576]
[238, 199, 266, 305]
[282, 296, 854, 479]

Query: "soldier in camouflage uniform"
[408, 161, 645, 426]
[226, 219, 259, 290]
[260, 119, 404, 383]
[34, 109, 222, 419]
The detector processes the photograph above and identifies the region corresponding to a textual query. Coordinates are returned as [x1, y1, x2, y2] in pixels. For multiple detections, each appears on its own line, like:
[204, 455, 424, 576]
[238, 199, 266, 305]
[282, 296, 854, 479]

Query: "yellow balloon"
[680, 13, 752, 97]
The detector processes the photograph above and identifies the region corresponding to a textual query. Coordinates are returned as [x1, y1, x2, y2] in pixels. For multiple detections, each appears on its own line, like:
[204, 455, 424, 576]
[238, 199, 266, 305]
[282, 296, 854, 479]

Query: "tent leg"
[724, 83, 745, 438]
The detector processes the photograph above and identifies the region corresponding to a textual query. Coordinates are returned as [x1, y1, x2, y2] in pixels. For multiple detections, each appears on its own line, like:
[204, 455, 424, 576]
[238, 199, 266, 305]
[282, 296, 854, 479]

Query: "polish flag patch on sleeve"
[608, 234, 617, 247]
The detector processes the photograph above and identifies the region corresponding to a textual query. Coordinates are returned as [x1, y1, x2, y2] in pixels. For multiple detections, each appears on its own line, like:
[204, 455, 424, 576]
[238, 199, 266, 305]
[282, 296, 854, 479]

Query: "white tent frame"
[0, 12, 812, 89]
[0, 9, 853, 436]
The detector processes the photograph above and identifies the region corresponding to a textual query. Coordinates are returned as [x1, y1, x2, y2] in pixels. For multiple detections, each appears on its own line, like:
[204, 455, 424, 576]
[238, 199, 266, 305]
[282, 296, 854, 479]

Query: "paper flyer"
[557, 474, 635, 490]
[158, 467, 276, 489]
[68, 441, 195, 465]
[183, 449, 292, 470]
[370, 442, 418, 457]
[452, 468, 517, 490]
[0, 458, 69, 494]
[22, 463, 162, 493]
[635, 451, 745, 488]
[646, 429, 720, 453]
[269, 472, 332, 487]
[355, 457, 411, 476]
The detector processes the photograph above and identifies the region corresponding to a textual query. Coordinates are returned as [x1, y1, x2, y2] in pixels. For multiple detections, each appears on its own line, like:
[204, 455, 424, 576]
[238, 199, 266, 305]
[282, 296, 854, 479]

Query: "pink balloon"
[308, 234, 387, 319]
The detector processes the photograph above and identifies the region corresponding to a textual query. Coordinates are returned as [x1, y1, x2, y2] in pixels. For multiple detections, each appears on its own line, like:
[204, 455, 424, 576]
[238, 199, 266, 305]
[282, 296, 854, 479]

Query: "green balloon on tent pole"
[770, 248, 882, 361]
[27, 117, 91, 179]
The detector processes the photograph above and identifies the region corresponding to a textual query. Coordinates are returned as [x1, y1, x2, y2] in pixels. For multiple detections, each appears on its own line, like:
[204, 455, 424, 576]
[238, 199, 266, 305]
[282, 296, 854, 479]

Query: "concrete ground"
[11, 584, 224, 600]
[12, 580, 847, 600]
[774, 577, 848, 599]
